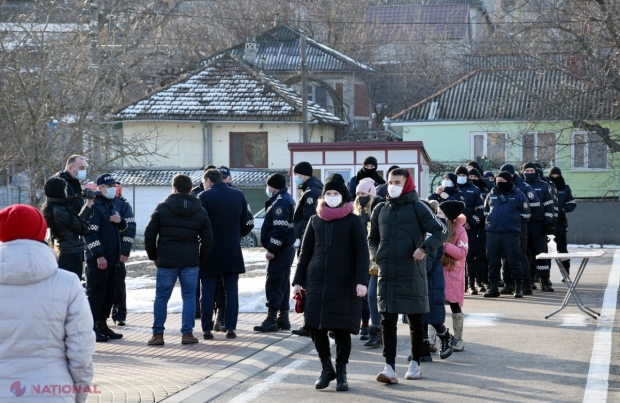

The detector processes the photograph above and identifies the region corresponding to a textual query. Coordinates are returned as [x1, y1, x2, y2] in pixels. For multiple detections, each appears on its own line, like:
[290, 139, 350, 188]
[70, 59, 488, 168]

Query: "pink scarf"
[316, 202, 354, 221]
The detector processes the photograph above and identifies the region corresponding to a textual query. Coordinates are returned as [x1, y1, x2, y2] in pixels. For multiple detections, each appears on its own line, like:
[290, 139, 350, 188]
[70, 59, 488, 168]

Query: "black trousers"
[381, 312, 423, 365]
[310, 328, 352, 364]
[502, 222, 530, 283]
[265, 246, 294, 311]
[555, 222, 570, 272]
[112, 263, 127, 321]
[466, 228, 488, 284]
[86, 260, 117, 322]
[487, 232, 522, 282]
[527, 221, 551, 279]
[58, 252, 84, 280]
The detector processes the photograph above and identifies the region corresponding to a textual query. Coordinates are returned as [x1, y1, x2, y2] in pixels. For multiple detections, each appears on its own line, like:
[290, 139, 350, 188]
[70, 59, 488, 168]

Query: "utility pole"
[300, 36, 309, 142]
[90, 0, 101, 166]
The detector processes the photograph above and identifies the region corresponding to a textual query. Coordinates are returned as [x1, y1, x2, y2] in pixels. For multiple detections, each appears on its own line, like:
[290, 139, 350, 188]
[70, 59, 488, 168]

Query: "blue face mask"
[75, 170, 87, 181]
[266, 187, 273, 197]
[294, 176, 304, 187]
[105, 187, 116, 199]
[457, 176, 467, 185]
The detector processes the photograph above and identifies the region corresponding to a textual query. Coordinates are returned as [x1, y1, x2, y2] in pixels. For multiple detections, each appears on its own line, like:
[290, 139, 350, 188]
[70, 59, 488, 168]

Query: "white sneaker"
[452, 337, 465, 351]
[405, 360, 421, 380]
[376, 364, 398, 384]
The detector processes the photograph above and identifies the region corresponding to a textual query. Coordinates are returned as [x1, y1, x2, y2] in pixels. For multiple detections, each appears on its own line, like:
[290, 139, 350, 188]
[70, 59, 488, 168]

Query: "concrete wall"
[566, 200, 620, 246]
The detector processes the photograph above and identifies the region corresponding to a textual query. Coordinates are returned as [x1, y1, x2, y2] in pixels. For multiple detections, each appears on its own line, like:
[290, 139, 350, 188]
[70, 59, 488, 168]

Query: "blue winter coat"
[422, 244, 446, 326]
[261, 188, 296, 253]
[484, 185, 531, 233]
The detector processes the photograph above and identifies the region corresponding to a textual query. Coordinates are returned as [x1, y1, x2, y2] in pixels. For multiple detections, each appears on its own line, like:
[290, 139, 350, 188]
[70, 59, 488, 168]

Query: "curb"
[159, 334, 313, 403]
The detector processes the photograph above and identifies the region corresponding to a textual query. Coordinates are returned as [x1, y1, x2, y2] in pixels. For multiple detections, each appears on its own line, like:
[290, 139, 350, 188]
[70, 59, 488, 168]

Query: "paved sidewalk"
[86, 313, 311, 403]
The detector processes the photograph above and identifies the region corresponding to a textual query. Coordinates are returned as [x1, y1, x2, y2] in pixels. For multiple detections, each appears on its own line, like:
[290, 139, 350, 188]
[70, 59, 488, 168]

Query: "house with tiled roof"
[385, 68, 620, 198]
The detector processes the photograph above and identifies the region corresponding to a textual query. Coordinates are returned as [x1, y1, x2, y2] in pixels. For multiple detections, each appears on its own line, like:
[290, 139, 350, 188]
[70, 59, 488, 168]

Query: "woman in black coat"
[293, 175, 369, 392]
[41, 177, 93, 279]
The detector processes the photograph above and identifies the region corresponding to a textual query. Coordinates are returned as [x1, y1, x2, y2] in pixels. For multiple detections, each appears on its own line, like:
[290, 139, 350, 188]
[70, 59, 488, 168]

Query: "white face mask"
[442, 180, 453, 188]
[324, 195, 342, 208]
[75, 169, 87, 181]
[457, 176, 467, 185]
[266, 187, 273, 197]
[387, 185, 403, 198]
[105, 187, 116, 199]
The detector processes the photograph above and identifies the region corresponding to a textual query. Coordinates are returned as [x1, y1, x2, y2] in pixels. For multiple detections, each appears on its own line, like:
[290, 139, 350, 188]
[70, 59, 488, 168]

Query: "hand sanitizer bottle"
[547, 235, 557, 254]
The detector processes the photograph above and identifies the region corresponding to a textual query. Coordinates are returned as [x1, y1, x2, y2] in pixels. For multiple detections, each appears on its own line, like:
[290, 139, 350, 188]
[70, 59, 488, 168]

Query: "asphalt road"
[212, 248, 620, 403]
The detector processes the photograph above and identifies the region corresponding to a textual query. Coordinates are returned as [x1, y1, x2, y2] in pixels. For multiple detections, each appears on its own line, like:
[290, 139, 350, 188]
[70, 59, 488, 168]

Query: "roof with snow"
[391, 69, 620, 122]
[112, 168, 288, 188]
[114, 55, 346, 126]
[202, 24, 373, 72]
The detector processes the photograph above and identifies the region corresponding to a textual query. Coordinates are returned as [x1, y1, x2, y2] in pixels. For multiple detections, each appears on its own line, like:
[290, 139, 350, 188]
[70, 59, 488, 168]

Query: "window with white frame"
[471, 132, 506, 165]
[522, 132, 556, 164]
[572, 131, 608, 169]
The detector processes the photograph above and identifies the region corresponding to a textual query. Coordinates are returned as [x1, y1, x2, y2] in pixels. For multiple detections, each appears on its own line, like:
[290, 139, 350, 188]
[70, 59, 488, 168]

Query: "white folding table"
[536, 250, 605, 319]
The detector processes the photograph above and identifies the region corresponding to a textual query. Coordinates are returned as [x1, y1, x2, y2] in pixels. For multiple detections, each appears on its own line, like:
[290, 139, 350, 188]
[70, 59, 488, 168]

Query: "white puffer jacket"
[0, 240, 95, 403]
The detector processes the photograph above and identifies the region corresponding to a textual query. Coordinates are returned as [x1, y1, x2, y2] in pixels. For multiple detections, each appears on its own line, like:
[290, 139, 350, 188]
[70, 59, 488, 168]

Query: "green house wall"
[397, 120, 620, 199]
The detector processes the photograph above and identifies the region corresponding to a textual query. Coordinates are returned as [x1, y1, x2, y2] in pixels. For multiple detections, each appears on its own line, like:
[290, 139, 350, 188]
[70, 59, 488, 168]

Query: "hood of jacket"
[164, 193, 203, 217]
[0, 240, 58, 286]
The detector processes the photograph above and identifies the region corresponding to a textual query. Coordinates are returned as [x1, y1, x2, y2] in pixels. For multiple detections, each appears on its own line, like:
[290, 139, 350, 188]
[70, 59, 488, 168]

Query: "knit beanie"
[549, 166, 562, 176]
[294, 161, 313, 177]
[439, 200, 465, 222]
[266, 173, 286, 190]
[522, 162, 537, 172]
[356, 177, 377, 197]
[363, 156, 378, 168]
[500, 164, 515, 175]
[467, 161, 483, 174]
[483, 171, 495, 179]
[0, 204, 48, 242]
[326, 173, 345, 184]
[322, 176, 349, 199]
[454, 166, 469, 176]
[468, 168, 482, 180]
[443, 173, 458, 186]
[497, 171, 513, 183]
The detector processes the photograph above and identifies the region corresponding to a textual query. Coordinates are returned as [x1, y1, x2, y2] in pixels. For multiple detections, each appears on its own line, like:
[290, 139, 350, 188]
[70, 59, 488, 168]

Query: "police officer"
[499, 164, 540, 295]
[522, 162, 555, 292]
[536, 162, 559, 228]
[111, 182, 136, 327]
[548, 167, 577, 275]
[467, 168, 490, 290]
[291, 161, 322, 337]
[483, 171, 531, 298]
[254, 173, 296, 332]
[428, 173, 467, 204]
[85, 174, 127, 342]
[453, 166, 484, 295]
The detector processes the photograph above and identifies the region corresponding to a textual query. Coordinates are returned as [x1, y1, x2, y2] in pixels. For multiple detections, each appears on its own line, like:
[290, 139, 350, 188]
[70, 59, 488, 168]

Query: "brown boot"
[147, 333, 164, 346]
[182, 333, 199, 344]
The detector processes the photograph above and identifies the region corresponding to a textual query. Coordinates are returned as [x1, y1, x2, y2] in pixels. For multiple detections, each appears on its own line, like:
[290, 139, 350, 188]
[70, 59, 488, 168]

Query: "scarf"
[316, 202, 354, 221]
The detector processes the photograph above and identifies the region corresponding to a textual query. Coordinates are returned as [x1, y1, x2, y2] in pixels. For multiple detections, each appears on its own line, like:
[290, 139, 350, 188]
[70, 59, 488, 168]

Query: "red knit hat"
[0, 204, 48, 242]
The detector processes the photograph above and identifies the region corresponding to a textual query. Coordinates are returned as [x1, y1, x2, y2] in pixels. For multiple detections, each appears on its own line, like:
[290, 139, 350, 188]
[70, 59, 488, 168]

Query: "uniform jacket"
[198, 183, 253, 277]
[376, 183, 388, 199]
[114, 196, 136, 257]
[85, 196, 127, 265]
[293, 211, 369, 334]
[556, 183, 576, 221]
[190, 183, 205, 198]
[293, 176, 323, 240]
[346, 171, 386, 201]
[422, 243, 446, 326]
[443, 215, 468, 307]
[47, 203, 92, 255]
[145, 193, 213, 269]
[261, 188, 296, 254]
[456, 180, 484, 229]
[513, 176, 539, 222]
[524, 177, 554, 224]
[368, 190, 448, 314]
[0, 240, 95, 403]
[484, 185, 531, 233]
[53, 171, 85, 214]
[428, 186, 467, 205]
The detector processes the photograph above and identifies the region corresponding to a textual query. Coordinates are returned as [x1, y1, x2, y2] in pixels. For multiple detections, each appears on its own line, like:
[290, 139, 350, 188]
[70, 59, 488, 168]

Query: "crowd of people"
[0, 153, 578, 399]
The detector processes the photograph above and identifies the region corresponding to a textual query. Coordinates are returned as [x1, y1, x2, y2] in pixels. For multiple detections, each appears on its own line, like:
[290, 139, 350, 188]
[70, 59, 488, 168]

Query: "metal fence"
[0, 186, 30, 210]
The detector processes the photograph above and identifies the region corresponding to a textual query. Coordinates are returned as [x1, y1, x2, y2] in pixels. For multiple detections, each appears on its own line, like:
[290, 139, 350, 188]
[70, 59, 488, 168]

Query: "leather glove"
[542, 223, 555, 235]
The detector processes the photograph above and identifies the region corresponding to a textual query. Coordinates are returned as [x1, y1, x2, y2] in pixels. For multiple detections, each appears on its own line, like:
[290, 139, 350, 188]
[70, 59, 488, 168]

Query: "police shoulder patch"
[528, 192, 534, 200]
[524, 203, 528, 209]
[275, 207, 283, 216]
[307, 197, 313, 204]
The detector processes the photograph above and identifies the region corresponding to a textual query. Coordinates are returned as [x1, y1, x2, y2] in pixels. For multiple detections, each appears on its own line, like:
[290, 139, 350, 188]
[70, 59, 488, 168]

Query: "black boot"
[439, 329, 454, 359]
[467, 277, 478, 295]
[541, 277, 555, 292]
[420, 339, 432, 362]
[96, 320, 123, 339]
[335, 363, 349, 391]
[214, 308, 225, 331]
[499, 280, 514, 295]
[94, 327, 109, 342]
[277, 310, 291, 330]
[253, 309, 278, 332]
[522, 281, 533, 295]
[476, 280, 486, 292]
[513, 280, 523, 298]
[292, 326, 311, 337]
[315, 357, 336, 389]
[483, 282, 500, 298]
[360, 325, 370, 340]
[364, 325, 381, 348]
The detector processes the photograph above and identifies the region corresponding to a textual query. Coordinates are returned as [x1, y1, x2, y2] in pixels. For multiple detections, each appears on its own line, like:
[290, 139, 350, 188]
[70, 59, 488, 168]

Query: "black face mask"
[550, 176, 566, 189]
[358, 196, 370, 206]
[471, 179, 484, 189]
[362, 167, 377, 177]
[524, 173, 537, 182]
[496, 182, 512, 194]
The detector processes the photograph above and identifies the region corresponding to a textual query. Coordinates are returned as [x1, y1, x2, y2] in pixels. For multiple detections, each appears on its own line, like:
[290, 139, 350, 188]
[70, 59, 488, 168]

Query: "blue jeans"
[152, 267, 198, 335]
[201, 273, 239, 332]
[368, 274, 382, 327]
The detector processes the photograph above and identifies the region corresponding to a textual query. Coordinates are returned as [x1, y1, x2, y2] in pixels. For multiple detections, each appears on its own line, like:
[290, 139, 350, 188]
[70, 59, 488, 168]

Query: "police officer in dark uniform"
[291, 161, 322, 337]
[467, 168, 490, 290]
[548, 167, 577, 275]
[522, 162, 555, 292]
[254, 173, 296, 332]
[428, 173, 467, 204]
[499, 164, 539, 295]
[85, 174, 127, 342]
[111, 182, 136, 327]
[483, 171, 531, 298]
[453, 166, 485, 295]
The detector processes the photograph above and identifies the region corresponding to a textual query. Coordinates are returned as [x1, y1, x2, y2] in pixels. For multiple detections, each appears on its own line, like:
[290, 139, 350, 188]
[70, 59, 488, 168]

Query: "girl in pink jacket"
[438, 201, 468, 352]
